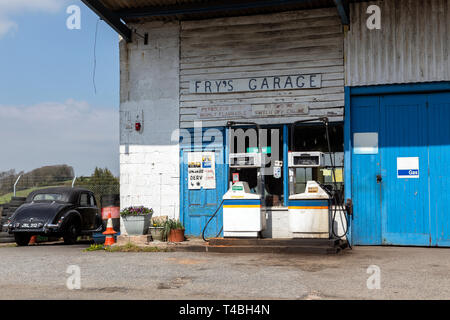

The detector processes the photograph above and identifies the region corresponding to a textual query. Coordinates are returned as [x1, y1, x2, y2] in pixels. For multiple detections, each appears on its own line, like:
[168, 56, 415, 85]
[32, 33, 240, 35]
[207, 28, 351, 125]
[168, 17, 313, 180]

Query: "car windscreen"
[32, 193, 64, 201]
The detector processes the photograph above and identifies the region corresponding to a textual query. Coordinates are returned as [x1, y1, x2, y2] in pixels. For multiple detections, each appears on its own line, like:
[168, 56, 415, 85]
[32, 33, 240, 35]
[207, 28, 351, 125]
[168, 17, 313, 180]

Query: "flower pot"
[122, 214, 151, 235]
[149, 227, 164, 241]
[168, 229, 185, 242]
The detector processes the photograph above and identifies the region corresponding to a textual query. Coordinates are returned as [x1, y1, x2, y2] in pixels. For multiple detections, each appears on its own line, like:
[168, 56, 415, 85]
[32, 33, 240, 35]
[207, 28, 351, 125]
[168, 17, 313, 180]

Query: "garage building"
[83, 0, 450, 246]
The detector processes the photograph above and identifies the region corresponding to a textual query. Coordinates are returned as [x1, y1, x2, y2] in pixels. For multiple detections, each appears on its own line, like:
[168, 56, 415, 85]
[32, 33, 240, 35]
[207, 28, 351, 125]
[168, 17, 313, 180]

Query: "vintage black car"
[3, 187, 103, 246]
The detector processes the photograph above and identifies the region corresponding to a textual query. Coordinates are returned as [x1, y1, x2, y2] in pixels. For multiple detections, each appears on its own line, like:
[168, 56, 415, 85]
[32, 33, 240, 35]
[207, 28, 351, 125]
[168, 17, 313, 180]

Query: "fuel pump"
[201, 121, 267, 240]
[222, 152, 265, 237]
[288, 117, 351, 241]
[288, 151, 330, 238]
[222, 121, 266, 238]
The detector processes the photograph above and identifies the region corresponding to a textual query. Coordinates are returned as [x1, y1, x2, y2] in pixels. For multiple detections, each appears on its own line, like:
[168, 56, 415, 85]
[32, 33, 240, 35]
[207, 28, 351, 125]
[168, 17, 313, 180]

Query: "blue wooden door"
[351, 96, 382, 245]
[428, 92, 450, 246]
[351, 91, 450, 246]
[181, 148, 226, 237]
[379, 94, 430, 245]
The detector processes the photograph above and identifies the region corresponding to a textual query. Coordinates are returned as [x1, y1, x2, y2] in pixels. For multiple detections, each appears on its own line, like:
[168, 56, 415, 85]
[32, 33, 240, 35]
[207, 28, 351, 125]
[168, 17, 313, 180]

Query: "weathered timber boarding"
[345, 0, 450, 86]
[180, 8, 345, 128]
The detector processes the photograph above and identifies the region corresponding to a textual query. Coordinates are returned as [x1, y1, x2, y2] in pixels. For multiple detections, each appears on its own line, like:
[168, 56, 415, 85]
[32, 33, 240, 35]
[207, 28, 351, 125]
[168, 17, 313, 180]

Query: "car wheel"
[63, 221, 80, 245]
[14, 233, 31, 246]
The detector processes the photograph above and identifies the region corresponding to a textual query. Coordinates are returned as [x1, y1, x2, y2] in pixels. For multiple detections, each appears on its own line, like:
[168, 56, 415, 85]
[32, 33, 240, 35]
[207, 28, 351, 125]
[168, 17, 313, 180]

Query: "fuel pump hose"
[201, 199, 225, 242]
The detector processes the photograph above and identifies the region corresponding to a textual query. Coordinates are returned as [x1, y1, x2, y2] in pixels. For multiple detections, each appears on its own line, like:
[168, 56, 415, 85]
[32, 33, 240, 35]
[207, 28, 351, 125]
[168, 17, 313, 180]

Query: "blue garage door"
[351, 92, 450, 246]
[180, 126, 227, 237]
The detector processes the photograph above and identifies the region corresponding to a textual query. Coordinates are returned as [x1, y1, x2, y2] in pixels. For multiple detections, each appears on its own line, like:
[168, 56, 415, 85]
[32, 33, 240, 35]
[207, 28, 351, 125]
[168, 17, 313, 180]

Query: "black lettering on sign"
[273, 77, 281, 89]
[249, 79, 257, 91]
[215, 80, 222, 92]
[205, 81, 212, 93]
[227, 80, 234, 92]
[284, 76, 293, 89]
[310, 74, 318, 88]
[195, 81, 201, 93]
[296, 75, 305, 88]
[261, 78, 269, 90]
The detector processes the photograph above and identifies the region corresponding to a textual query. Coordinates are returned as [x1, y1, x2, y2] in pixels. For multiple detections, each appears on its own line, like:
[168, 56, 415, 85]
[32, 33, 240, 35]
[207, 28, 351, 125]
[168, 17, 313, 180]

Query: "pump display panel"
[288, 152, 324, 167]
[229, 153, 262, 168]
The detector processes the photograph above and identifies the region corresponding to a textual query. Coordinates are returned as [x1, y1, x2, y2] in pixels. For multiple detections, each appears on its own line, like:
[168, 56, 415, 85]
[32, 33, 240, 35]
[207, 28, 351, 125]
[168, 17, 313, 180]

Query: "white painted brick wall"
[119, 21, 180, 223]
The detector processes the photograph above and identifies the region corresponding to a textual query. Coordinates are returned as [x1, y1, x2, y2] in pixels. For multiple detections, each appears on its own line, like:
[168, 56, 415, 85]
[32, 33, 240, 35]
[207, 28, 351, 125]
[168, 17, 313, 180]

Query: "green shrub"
[120, 206, 153, 217]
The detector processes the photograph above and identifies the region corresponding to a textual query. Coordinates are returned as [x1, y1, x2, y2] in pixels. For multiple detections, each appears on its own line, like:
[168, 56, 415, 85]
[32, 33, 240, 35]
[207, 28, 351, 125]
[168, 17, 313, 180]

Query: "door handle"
[376, 174, 382, 183]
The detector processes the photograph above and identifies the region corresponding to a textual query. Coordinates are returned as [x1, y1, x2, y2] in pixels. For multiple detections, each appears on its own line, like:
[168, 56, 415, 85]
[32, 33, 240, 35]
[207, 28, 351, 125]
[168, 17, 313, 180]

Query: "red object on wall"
[135, 122, 141, 131]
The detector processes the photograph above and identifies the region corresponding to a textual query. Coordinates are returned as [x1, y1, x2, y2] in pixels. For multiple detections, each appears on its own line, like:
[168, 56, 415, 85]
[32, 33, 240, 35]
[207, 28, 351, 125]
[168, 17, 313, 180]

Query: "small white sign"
[354, 132, 378, 154]
[397, 157, 419, 179]
[187, 152, 216, 189]
[273, 166, 282, 179]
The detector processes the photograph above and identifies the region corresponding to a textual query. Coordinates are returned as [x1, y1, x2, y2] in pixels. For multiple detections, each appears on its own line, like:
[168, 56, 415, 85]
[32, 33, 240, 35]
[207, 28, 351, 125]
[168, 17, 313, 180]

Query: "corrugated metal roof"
[99, 0, 209, 11]
[99, 0, 340, 22]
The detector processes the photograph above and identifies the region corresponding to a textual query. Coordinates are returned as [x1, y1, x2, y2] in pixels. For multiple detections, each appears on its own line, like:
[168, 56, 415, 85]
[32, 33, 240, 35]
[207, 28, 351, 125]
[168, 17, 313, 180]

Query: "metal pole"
[72, 176, 77, 188]
[13, 175, 22, 197]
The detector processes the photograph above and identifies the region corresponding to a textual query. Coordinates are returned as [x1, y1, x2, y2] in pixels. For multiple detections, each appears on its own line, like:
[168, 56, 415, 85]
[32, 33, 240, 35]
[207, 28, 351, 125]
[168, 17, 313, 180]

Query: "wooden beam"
[81, 0, 132, 42]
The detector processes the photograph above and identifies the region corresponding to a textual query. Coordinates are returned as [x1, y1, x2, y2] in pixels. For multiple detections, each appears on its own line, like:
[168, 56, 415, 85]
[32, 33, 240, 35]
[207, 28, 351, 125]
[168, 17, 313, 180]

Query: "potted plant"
[149, 219, 165, 241]
[164, 219, 185, 242]
[120, 206, 153, 235]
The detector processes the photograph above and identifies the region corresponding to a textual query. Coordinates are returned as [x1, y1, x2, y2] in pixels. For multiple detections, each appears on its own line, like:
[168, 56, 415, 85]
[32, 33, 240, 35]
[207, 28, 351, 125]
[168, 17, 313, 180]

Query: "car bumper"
[3, 223, 61, 234]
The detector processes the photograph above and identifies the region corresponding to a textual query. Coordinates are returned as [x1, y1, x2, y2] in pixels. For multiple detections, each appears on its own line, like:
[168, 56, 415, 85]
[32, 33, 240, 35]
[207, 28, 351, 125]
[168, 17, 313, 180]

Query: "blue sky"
[0, 0, 120, 176]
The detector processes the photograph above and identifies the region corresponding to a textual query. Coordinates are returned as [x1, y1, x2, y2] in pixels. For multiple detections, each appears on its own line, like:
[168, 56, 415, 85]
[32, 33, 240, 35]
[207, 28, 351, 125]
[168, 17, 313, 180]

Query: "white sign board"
[190, 74, 322, 94]
[397, 157, 419, 179]
[354, 132, 378, 154]
[197, 103, 309, 119]
[188, 152, 216, 189]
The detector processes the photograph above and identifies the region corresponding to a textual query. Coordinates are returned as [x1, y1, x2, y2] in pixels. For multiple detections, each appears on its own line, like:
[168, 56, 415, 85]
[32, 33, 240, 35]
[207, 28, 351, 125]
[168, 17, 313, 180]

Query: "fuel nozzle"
[345, 199, 353, 217]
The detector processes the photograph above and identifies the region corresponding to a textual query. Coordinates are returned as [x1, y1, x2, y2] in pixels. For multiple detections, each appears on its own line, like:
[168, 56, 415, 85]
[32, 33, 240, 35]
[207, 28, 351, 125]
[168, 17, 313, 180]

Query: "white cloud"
[0, 0, 63, 13]
[0, 100, 119, 176]
[0, 17, 17, 37]
[0, 0, 67, 38]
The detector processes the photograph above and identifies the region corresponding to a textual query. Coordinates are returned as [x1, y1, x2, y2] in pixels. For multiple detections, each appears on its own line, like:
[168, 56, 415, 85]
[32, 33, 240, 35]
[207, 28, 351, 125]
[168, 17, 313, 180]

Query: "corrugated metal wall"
[179, 8, 345, 128]
[345, 0, 450, 86]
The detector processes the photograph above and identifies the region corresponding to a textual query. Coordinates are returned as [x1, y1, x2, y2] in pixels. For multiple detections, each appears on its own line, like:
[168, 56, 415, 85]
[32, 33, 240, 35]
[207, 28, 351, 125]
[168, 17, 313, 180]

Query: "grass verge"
[83, 242, 172, 253]
[0, 243, 17, 248]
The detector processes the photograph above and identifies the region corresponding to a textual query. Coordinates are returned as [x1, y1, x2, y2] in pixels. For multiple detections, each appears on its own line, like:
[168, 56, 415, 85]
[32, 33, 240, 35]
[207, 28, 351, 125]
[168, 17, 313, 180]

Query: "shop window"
[289, 123, 344, 197]
[230, 126, 284, 207]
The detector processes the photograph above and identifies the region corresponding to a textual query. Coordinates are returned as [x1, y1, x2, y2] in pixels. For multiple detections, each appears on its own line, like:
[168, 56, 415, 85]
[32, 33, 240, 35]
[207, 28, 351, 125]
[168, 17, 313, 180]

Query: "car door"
[78, 193, 91, 230]
[88, 193, 100, 229]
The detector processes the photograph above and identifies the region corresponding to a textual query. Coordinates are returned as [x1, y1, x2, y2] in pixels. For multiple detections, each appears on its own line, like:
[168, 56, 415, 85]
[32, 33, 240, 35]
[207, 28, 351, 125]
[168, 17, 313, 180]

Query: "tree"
[81, 167, 119, 207]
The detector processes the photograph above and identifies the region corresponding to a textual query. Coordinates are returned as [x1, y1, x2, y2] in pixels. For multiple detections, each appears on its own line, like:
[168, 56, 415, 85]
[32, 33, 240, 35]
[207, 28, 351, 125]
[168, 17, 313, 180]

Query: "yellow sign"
[321, 168, 343, 182]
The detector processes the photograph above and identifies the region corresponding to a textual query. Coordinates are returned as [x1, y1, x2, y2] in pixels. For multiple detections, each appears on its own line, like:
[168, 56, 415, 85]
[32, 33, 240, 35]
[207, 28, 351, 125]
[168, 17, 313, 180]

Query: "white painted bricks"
[119, 21, 180, 220]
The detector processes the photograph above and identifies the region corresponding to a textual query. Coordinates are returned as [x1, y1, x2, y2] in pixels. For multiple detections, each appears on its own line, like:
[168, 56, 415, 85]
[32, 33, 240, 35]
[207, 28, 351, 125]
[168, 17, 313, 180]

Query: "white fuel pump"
[222, 152, 265, 237]
[222, 181, 264, 237]
[288, 180, 330, 238]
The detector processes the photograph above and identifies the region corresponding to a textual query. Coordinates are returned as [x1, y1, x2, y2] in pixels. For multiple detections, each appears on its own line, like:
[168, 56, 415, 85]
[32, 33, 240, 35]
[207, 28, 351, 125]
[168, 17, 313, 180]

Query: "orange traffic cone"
[103, 213, 117, 246]
[29, 235, 37, 245]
